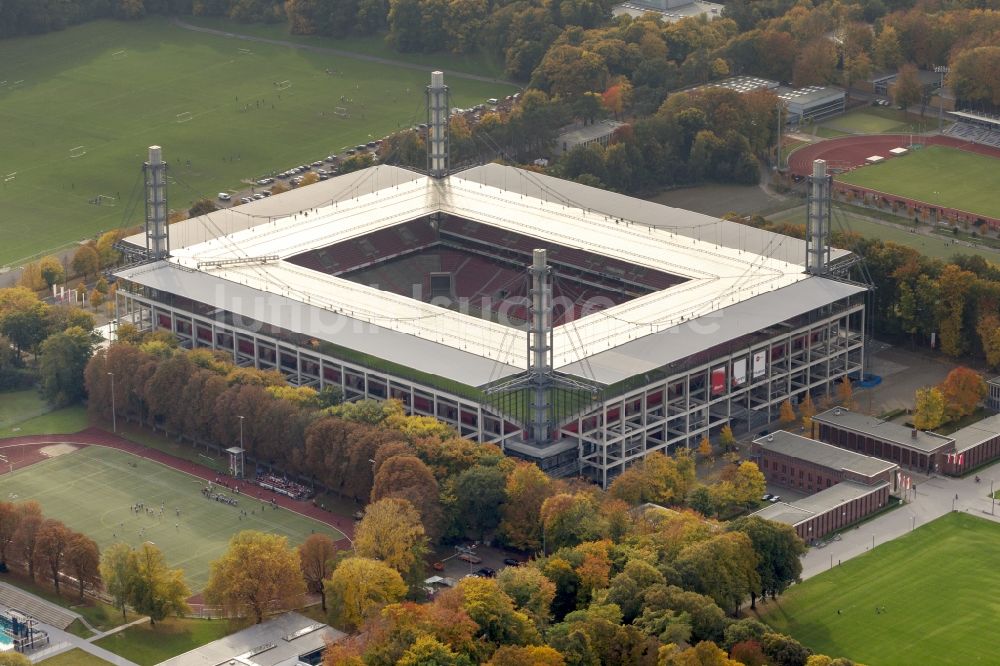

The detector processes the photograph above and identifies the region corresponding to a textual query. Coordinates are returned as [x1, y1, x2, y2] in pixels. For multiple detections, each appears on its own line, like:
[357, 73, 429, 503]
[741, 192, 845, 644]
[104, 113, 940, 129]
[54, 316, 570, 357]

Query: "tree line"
[736, 217, 1000, 371]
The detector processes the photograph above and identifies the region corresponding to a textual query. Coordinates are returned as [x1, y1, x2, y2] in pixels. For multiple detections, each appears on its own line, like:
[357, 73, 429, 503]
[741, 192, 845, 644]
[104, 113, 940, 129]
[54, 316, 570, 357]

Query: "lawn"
[767, 205, 1000, 262]
[819, 107, 938, 136]
[94, 616, 233, 665]
[0, 405, 89, 440]
[837, 145, 1000, 219]
[0, 17, 517, 266]
[760, 512, 1000, 666]
[0, 390, 53, 429]
[2, 446, 342, 591]
[39, 649, 114, 666]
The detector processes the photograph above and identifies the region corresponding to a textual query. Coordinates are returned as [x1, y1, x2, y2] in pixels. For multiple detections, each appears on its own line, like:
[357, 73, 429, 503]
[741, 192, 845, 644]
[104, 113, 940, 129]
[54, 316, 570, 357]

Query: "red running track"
[0, 427, 355, 543]
[788, 133, 1000, 176]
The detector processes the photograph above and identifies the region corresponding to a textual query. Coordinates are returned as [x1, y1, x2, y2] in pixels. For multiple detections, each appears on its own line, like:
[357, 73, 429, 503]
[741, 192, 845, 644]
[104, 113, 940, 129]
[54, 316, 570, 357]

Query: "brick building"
[947, 414, 1000, 475]
[812, 408, 953, 474]
[750, 430, 898, 543]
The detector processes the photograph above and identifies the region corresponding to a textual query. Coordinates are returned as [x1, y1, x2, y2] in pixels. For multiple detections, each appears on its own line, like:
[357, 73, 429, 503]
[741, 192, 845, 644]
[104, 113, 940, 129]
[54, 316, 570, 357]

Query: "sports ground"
[2, 445, 342, 591]
[838, 145, 1000, 219]
[761, 512, 1000, 665]
[0, 17, 514, 266]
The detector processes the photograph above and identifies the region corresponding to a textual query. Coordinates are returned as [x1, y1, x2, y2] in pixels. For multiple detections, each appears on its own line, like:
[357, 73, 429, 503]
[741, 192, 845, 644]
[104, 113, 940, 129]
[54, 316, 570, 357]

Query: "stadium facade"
[115, 75, 866, 487]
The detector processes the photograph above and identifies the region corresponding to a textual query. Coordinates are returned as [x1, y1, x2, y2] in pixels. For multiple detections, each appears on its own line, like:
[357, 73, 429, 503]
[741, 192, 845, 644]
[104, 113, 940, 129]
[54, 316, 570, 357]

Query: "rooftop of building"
[951, 413, 1000, 453]
[688, 77, 844, 107]
[813, 408, 955, 453]
[612, 0, 723, 21]
[753, 430, 898, 478]
[751, 479, 889, 527]
[156, 612, 344, 666]
[776, 85, 845, 106]
[119, 163, 862, 387]
[557, 120, 626, 144]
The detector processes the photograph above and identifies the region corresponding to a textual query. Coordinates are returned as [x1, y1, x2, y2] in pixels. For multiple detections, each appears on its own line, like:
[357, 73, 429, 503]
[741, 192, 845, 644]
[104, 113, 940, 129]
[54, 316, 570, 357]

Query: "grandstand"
[113, 74, 866, 487]
[945, 110, 1000, 148]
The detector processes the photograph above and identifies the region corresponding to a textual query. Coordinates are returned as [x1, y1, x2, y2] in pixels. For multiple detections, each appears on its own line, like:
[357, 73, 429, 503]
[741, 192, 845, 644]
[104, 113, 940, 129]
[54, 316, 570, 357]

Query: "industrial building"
[114, 73, 866, 487]
[697, 76, 846, 124]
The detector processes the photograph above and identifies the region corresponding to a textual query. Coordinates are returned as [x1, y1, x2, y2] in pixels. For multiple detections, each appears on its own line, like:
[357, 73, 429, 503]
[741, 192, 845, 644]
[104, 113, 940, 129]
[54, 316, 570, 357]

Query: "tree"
[454, 465, 508, 541]
[836, 377, 853, 409]
[455, 576, 539, 648]
[935, 264, 976, 357]
[325, 556, 407, 629]
[873, 25, 902, 70]
[893, 64, 922, 110]
[205, 531, 306, 624]
[761, 632, 812, 666]
[939, 367, 987, 421]
[675, 532, 760, 615]
[659, 640, 741, 666]
[39, 255, 65, 287]
[977, 313, 1000, 370]
[0, 298, 49, 356]
[13, 509, 43, 580]
[719, 425, 736, 452]
[17, 263, 45, 291]
[39, 326, 95, 406]
[779, 399, 796, 425]
[697, 436, 713, 462]
[540, 493, 605, 552]
[188, 198, 218, 217]
[499, 462, 553, 551]
[0, 502, 25, 570]
[488, 645, 565, 666]
[298, 534, 337, 613]
[497, 564, 556, 628]
[129, 541, 190, 626]
[101, 542, 137, 621]
[913, 386, 946, 430]
[399, 635, 471, 666]
[726, 517, 804, 606]
[71, 244, 100, 280]
[65, 532, 101, 601]
[800, 393, 816, 432]
[34, 519, 71, 594]
[715, 462, 767, 512]
[370, 454, 442, 538]
[353, 498, 428, 582]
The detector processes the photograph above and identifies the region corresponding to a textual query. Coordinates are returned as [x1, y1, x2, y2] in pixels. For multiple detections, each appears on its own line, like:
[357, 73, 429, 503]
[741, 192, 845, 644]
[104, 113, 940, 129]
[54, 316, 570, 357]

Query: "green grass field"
[2, 446, 341, 591]
[40, 649, 113, 666]
[0, 17, 515, 266]
[94, 616, 233, 665]
[761, 513, 1000, 665]
[837, 145, 1000, 219]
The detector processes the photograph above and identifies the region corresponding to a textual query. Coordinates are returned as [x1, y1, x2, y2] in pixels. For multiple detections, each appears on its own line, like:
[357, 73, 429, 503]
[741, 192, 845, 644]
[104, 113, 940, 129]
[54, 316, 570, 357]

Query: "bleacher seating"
[945, 120, 1000, 148]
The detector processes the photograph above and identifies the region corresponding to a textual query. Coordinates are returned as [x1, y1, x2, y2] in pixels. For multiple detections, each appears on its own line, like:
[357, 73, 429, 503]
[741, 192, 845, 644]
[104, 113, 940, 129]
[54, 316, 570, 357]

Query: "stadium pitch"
[0, 17, 514, 266]
[761, 512, 1000, 665]
[2, 445, 342, 591]
[837, 145, 1000, 220]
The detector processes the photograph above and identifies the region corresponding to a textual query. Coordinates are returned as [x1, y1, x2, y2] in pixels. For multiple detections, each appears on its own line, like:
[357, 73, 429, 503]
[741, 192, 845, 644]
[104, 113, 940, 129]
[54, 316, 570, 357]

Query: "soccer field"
[837, 145, 1000, 219]
[2, 446, 342, 591]
[761, 512, 1000, 665]
[0, 17, 515, 266]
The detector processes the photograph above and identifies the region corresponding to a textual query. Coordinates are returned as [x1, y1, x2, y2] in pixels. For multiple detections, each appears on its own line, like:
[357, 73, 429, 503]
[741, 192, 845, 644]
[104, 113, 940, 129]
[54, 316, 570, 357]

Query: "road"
[171, 18, 516, 86]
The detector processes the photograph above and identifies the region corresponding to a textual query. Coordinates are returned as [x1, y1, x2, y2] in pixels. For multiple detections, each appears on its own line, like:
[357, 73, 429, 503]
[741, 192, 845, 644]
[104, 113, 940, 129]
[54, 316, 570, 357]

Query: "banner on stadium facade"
[711, 367, 726, 395]
[733, 358, 747, 386]
[752, 350, 766, 378]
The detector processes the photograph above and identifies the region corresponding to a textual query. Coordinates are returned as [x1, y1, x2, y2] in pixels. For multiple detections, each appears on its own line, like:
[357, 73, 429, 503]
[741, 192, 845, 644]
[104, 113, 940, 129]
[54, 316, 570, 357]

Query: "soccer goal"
[3, 172, 15, 183]
[238, 48, 252, 55]
[334, 107, 350, 118]
[111, 49, 128, 60]
[275, 80, 292, 91]
[69, 146, 87, 159]
[176, 111, 193, 124]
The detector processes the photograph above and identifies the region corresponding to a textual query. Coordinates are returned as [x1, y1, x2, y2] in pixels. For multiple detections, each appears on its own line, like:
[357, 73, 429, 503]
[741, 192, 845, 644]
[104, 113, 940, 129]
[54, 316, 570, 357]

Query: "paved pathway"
[171, 18, 514, 86]
[800, 458, 1000, 580]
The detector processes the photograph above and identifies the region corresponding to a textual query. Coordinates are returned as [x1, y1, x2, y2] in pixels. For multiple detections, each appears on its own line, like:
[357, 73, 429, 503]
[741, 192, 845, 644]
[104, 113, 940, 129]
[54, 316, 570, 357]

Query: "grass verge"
[93, 616, 235, 665]
[39, 648, 114, 665]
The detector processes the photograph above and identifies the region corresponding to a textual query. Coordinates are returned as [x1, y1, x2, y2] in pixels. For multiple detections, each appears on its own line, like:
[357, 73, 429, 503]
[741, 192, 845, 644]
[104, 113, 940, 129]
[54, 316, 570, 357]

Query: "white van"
[487, 98, 498, 105]
[218, 192, 231, 201]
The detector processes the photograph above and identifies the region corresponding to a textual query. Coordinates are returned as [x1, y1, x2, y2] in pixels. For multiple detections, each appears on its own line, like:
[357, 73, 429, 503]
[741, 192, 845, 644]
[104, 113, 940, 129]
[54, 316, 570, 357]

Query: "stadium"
[115, 74, 867, 487]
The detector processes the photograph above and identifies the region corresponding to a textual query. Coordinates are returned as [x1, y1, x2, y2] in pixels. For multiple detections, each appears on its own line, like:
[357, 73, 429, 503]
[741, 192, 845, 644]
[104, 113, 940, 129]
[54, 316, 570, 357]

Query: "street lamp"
[934, 65, 950, 131]
[992, 480, 995, 516]
[107, 372, 117, 434]
[237, 415, 245, 461]
[911, 515, 916, 531]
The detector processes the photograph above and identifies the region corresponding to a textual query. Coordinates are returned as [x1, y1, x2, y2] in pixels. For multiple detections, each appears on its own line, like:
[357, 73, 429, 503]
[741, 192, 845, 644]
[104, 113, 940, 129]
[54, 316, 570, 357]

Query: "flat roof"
[777, 85, 845, 107]
[754, 430, 897, 478]
[157, 612, 344, 666]
[814, 408, 954, 453]
[949, 110, 1000, 127]
[558, 120, 625, 145]
[951, 413, 1000, 453]
[752, 480, 889, 527]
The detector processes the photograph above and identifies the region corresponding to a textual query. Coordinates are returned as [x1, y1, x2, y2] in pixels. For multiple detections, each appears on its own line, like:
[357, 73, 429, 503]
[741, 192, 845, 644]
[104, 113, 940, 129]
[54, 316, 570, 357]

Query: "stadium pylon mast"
[144, 145, 170, 260]
[426, 71, 449, 178]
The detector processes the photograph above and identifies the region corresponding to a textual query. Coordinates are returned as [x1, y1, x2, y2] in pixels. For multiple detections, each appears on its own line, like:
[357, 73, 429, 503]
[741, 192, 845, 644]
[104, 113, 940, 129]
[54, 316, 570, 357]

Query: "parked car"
[256, 177, 274, 185]
[457, 552, 482, 564]
[345, 149, 356, 156]
[770, 495, 782, 503]
[762, 493, 774, 502]
[476, 567, 496, 578]
[311, 160, 324, 167]
[252, 193, 265, 200]
[217, 192, 231, 201]
[503, 558, 521, 567]
[239, 196, 251, 204]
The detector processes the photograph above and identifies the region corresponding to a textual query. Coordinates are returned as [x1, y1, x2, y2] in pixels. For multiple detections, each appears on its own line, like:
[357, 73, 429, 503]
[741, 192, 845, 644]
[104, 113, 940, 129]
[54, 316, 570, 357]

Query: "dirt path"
[171, 18, 514, 87]
[0, 427, 355, 543]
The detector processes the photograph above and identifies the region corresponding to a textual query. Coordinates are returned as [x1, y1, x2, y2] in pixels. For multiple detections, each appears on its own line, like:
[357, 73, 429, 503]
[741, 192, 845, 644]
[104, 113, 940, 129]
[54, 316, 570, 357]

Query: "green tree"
[499, 462, 553, 552]
[100, 542, 137, 622]
[675, 532, 760, 615]
[913, 386, 946, 430]
[892, 64, 923, 110]
[188, 198, 218, 218]
[456, 576, 540, 649]
[540, 493, 605, 552]
[0, 299, 49, 356]
[935, 264, 976, 357]
[719, 425, 736, 452]
[129, 541, 190, 626]
[726, 517, 805, 606]
[399, 635, 472, 666]
[39, 326, 95, 406]
[325, 556, 407, 629]
[497, 564, 556, 628]
[205, 531, 306, 623]
[454, 465, 507, 541]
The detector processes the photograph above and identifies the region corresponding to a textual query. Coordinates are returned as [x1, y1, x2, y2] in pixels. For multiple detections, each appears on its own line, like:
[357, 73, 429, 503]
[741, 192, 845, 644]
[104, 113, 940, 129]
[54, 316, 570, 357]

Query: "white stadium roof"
[121, 164, 859, 387]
